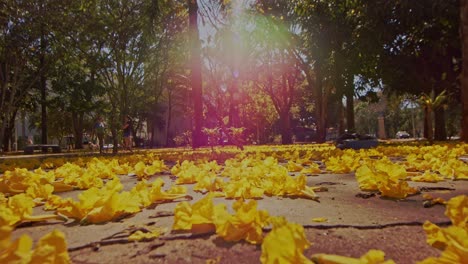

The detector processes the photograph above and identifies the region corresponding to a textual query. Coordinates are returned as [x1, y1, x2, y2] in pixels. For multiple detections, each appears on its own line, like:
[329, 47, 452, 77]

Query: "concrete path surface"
[11, 169, 467, 264]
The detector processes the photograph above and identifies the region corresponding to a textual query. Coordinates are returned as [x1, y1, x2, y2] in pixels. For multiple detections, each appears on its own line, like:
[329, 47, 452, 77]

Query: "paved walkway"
[11, 169, 467, 264]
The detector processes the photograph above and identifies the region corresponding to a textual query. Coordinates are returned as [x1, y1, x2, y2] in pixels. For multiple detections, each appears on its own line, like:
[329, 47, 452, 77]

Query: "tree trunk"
[337, 98, 345, 135]
[1, 110, 18, 152]
[112, 128, 119, 154]
[165, 91, 173, 147]
[461, 0, 468, 142]
[425, 107, 434, 144]
[434, 107, 447, 141]
[280, 110, 292, 144]
[149, 119, 155, 148]
[423, 107, 429, 140]
[315, 65, 327, 143]
[345, 79, 355, 133]
[72, 112, 84, 149]
[188, 0, 204, 148]
[40, 31, 48, 145]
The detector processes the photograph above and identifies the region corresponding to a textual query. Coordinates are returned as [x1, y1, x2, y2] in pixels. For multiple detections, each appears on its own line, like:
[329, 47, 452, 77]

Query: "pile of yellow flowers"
[171, 193, 418, 263]
[173, 194, 270, 244]
[355, 158, 419, 199]
[1, 226, 70, 263]
[44, 177, 187, 224]
[0, 142, 467, 262]
[1, 193, 70, 263]
[419, 195, 468, 263]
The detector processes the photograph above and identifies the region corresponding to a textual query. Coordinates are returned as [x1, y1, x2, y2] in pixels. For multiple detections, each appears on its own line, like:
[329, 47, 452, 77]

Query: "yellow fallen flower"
[193, 169, 224, 193]
[300, 163, 321, 175]
[147, 178, 188, 205]
[83, 191, 141, 224]
[223, 177, 264, 199]
[355, 164, 380, 191]
[287, 161, 304, 172]
[260, 217, 312, 264]
[0, 226, 70, 264]
[283, 174, 319, 200]
[423, 221, 448, 250]
[48, 178, 140, 224]
[108, 160, 133, 175]
[85, 158, 116, 179]
[50, 181, 76, 193]
[128, 227, 166, 242]
[419, 225, 468, 264]
[411, 171, 445, 183]
[0, 168, 55, 196]
[172, 161, 201, 184]
[438, 159, 468, 180]
[311, 217, 327, 223]
[0, 193, 6, 206]
[1, 194, 66, 226]
[356, 160, 417, 199]
[325, 151, 361, 174]
[133, 161, 164, 180]
[214, 199, 269, 244]
[311, 249, 395, 264]
[444, 195, 467, 228]
[420, 195, 468, 263]
[30, 229, 70, 264]
[25, 182, 54, 200]
[173, 193, 225, 233]
[378, 178, 418, 199]
[0, 232, 33, 263]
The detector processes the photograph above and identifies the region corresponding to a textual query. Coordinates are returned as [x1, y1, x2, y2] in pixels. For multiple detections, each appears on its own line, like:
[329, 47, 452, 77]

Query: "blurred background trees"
[1, 0, 467, 151]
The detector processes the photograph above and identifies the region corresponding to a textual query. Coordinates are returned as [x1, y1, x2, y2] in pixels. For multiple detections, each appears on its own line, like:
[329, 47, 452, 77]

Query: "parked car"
[396, 131, 410, 139]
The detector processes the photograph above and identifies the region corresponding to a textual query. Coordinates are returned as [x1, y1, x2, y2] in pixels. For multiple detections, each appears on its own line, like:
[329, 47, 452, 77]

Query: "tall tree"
[0, 1, 50, 151]
[462, 0, 468, 142]
[188, 0, 205, 148]
[251, 1, 302, 144]
[368, 0, 460, 140]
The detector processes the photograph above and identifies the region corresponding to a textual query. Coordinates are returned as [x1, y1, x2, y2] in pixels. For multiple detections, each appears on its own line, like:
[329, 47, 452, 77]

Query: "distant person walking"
[122, 115, 133, 152]
[92, 116, 106, 153]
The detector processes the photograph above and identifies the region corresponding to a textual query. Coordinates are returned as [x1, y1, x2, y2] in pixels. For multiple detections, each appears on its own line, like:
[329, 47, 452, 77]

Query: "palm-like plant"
[419, 90, 447, 144]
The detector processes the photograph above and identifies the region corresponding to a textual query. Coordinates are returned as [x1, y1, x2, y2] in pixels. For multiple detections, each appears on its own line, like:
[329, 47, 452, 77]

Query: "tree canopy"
[0, 0, 466, 151]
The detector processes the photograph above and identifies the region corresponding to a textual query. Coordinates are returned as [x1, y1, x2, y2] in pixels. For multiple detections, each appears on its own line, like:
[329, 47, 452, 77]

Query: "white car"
[396, 131, 410, 139]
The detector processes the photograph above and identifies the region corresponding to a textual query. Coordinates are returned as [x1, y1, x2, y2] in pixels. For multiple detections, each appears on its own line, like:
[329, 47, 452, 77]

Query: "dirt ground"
[10, 169, 467, 264]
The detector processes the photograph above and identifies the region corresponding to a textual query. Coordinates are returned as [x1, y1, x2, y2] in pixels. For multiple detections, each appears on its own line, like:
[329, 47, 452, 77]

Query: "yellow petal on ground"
[378, 179, 418, 199]
[411, 171, 445, 183]
[83, 191, 141, 224]
[30, 230, 70, 264]
[128, 228, 166, 242]
[312, 249, 395, 264]
[423, 221, 447, 250]
[260, 217, 312, 264]
[214, 199, 269, 244]
[355, 165, 379, 191]
[172, 193, 221, 233]
[0, 225, 13, 250]
[311, 217, 328, 223]
[147, 178, 188, 204]
[172, 201, 193, 230]
[26, 183, 54, 200]
[419, 225, 468, 264]
[51, 181, 76, 193]
[300, 163, 321, 175]
[287, 161, 304, 172]
[0, 234, 33, 264]
[134, 161, 147, 179]
[444, 195, 467, 228]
